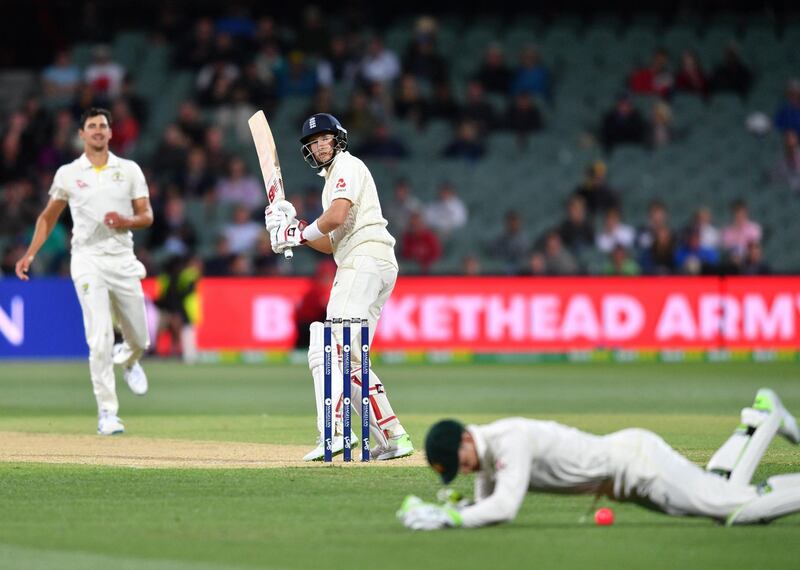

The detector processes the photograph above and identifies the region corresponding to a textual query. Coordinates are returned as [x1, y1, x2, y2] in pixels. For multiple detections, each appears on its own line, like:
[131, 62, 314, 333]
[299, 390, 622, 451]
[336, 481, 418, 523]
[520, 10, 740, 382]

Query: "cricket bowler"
[15, 107, 152, 436]
[398, 388, 800, 529]
[265, 113, 413, 461]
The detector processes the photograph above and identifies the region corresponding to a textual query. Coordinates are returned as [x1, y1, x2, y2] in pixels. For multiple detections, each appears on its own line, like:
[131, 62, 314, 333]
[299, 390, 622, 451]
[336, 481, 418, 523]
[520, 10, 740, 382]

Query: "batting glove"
[396, 495, 463, 531]
[264, 199, 297, 233]
[270, 218, 306, 254]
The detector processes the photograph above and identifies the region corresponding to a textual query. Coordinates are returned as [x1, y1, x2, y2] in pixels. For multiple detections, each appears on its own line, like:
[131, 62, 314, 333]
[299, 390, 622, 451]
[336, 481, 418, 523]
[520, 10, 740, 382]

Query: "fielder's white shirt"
[461, 418, 624, 528]
[49, 152, 149, 256]
[318, 151, 397, 267]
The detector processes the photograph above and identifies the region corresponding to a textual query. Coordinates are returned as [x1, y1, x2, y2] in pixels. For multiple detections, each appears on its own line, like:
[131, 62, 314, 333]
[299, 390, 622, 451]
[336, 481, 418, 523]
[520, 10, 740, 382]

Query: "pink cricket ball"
[594, 507, 615, 526]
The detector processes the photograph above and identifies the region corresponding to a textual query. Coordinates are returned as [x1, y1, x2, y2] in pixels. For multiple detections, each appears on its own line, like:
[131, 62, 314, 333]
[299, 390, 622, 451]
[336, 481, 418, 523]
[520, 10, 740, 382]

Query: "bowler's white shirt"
[49, 152, 149, 256]
[318, 151, 396, 267]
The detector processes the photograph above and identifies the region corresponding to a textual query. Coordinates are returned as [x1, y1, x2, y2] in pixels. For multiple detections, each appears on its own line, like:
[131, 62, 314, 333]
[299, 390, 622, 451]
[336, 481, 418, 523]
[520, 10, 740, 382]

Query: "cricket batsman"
[15, 107, 152, 436]
[398, 388, 800, 529]
[265, 113, 413, 461]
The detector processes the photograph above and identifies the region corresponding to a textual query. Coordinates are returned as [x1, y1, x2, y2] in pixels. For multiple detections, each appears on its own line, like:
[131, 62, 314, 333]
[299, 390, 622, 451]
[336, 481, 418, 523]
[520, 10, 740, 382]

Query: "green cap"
[425, 419, 465, 484]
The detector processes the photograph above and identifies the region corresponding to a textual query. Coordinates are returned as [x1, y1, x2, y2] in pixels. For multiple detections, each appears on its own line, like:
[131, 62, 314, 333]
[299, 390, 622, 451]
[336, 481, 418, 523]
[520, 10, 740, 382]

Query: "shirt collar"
[467, 424, 490, 472]
[318, 151, 347, 178]
[79, 151, 121, 170]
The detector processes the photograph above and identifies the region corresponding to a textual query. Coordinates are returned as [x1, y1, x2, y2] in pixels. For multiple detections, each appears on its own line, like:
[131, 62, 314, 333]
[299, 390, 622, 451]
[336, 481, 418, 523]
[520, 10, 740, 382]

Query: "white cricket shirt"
[49, 152, 149, 256]
[318, 151, 397, 267]
[460, 418, 624, 528]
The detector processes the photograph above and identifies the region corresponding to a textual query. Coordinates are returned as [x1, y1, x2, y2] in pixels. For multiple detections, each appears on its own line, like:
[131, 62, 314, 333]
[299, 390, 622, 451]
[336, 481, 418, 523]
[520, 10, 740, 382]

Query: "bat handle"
[284, 248, 293, 260]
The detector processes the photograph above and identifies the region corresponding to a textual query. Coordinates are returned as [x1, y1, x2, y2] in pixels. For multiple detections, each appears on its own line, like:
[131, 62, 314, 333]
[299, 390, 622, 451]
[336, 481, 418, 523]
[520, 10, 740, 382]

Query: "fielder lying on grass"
[398, 388, 800, 529]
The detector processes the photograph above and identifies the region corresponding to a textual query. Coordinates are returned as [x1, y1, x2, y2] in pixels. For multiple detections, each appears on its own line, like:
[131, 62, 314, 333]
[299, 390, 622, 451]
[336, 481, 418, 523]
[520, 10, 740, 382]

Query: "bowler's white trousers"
[71, 250, 150, 415]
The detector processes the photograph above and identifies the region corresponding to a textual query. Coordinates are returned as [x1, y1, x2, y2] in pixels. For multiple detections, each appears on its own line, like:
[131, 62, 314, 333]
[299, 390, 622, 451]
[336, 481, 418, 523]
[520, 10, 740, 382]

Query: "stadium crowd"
[1, 5, 797, 280]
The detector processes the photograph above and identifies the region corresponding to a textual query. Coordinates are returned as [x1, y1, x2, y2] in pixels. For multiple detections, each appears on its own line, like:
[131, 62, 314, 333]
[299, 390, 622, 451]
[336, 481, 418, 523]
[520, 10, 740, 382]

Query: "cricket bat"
[248, 110, 293, 259]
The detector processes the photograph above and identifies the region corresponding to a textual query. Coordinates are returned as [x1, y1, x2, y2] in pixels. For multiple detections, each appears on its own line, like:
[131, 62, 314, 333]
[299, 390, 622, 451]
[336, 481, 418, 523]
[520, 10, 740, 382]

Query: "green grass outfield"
[1, 361, 799, 569]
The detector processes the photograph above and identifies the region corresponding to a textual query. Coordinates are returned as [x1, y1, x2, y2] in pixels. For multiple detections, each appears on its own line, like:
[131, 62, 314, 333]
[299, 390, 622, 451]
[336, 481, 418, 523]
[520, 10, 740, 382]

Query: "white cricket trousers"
[71, 251, 150, 416]
[607, 429, 759, 519]
[324, 255, 403, 438]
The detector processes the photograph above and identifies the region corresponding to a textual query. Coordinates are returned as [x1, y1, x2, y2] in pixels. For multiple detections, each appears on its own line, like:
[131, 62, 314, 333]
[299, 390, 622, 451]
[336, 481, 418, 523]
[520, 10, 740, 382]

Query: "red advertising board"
[183, 277, 800, 351]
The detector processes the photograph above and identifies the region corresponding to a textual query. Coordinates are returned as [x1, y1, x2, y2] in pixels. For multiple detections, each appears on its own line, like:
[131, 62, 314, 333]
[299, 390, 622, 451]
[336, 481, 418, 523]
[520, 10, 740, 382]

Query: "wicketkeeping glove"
[396, 495, 463, 531]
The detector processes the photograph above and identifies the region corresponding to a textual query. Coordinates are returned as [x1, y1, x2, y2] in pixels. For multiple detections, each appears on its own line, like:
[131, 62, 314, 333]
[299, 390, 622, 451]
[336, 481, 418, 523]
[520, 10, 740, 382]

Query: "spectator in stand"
[317, 35, 358, 88]
[573, 160, 620, 217]
[42, 49, 81, 103]
[711, 43, 753, 98]
[401, 212, 442, 274]
[85, 45, 126, 99]
[251, 15, 288, 53]
[636, 199, 669, 251]
[540, 231, 579, 275]
[596, 207, 635, 253]
[294, 260, 336, 348]
[525, 252, 548, 276]
[254, 41, 286, 86]
[674, 228, 720, 275]
[211, 31, 244, 66]
[638, 225, 676, 275]
[722, 200, 762, 263]
[675, 50, 709, 99]
[774, 79, 800, 135]
[278, 51, 318, 98]
[462, 254, 482, 276]
[235, 60, 276, 109]
[604, 244, 641, 276]
[1, 112, 30, 180]
[475, 43, 513, 95]
[176, 17, 216, 69]
[204, 235, 235, 276]
[461, 80, 497, 135]
[70, 84, 104, 123]
[427, 81, 461, 123]
[770, 130, 800, 192]
[489, 211, 530, 275]
[223, 204, 262, 254]
[204, 126, 231, 178]
[557, 195, 595, 256]
[394, 74, 429, 129]
[151, 124, 189, 186]
[196, 56, 239, 107]
[296, 5, 330, 57]
[360, 36, 401, 86]
[252, 233, 278, 276]
[510, 45, 550, 101]
[629, 48, 673, 98]
[403, 16, 448, 84]
[342, 89, 378, 136]
[109, 100, 140, 155]
[650, 100, 673, 149]
[425, 181, 468, 240]
[215, 85, 257, 147]
[502, 92, 544, 147]
[181, 147, 217, 198]
[215, 157, 262, 209]
[37, 109, 78, 172]
[693, 206, 720, 250]
[21, 97, 53, 154]
[0, 179, 40, 239]
[740, 241, 771, 275]
[385, 178, 422, 235]
[600, 92, 648, 152]
[442, 121, 486, 162]
[148, 194, 197, 256]
[366, 81, 394, 124]
[354, 123, 409, 160]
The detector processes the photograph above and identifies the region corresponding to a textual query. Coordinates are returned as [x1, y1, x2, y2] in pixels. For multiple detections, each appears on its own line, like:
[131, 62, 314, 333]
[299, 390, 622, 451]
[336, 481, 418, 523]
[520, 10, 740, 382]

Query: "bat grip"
[284, 248, 293, 260]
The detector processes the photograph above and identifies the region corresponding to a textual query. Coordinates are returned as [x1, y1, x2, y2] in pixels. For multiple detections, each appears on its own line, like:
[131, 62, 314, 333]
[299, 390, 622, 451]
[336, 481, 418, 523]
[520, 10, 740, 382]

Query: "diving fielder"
[15, 107, 152, 436]
[398, 388, 800, 529]
[265, 113, 413, 461]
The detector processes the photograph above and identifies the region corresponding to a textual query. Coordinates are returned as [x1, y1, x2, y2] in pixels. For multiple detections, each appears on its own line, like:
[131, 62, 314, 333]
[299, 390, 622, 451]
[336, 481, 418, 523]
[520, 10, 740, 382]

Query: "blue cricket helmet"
[300, 113, 348, 169]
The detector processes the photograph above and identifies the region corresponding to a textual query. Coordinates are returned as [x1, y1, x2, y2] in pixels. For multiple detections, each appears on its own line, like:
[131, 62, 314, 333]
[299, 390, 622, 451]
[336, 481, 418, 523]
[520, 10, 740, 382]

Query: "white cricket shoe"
[754, 388, 800, 444]
[123, 361, 148, 396]
[303, 431, 359, 461]
[98, 412, 125, 436]
[372, 433, 414, 461]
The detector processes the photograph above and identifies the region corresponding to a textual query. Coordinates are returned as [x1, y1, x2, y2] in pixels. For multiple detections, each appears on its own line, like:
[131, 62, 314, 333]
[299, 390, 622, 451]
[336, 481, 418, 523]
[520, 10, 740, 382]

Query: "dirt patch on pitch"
[0, 431, 426, 469]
